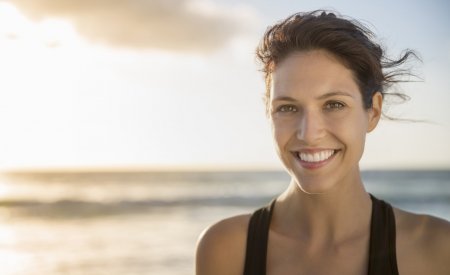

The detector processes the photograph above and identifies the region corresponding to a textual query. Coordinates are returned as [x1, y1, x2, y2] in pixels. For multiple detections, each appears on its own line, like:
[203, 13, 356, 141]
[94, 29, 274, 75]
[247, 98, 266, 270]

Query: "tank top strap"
[367, 194, 399, 275]
[243, 199, 276, 275]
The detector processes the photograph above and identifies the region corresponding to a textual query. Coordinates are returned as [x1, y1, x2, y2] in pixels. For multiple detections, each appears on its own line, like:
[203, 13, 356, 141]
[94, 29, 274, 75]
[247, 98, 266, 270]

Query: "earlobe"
[367, 92, 383, 132]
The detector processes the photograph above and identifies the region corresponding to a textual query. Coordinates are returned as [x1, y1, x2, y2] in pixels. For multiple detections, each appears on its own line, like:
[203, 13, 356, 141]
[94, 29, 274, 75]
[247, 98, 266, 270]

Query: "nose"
[296, 110, 326, 143]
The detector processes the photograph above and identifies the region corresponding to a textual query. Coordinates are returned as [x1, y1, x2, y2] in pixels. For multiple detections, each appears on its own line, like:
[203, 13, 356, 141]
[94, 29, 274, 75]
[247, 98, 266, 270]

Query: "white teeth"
[313, 153, 320, 162]
[298, 150, 335, 163]
[320, 151, 326, 160]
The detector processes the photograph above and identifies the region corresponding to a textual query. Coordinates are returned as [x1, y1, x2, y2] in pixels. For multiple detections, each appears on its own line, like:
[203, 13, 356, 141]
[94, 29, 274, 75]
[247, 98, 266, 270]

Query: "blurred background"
[0, 0, 449, 274]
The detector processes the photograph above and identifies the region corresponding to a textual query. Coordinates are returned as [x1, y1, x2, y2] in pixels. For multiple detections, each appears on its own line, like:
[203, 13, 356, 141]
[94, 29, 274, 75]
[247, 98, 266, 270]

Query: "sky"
[0, 0, 449, 171]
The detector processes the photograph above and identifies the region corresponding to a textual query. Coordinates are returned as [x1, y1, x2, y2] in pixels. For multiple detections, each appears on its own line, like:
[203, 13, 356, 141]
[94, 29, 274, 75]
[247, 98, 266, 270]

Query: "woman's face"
[269, 50, 381, 194]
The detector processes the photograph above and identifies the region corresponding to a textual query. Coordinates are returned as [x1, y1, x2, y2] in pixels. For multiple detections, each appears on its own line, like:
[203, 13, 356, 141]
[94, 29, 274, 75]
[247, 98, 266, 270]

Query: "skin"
[196, 49, 450, 275]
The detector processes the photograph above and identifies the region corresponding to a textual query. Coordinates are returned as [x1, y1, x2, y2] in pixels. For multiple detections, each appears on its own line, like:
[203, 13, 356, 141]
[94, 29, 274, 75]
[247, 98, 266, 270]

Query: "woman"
[196, 11, 450, 275]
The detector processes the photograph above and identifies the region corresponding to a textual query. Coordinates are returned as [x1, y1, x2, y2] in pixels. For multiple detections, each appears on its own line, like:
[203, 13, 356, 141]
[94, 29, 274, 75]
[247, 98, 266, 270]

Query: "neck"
[272, 169, 372, 247]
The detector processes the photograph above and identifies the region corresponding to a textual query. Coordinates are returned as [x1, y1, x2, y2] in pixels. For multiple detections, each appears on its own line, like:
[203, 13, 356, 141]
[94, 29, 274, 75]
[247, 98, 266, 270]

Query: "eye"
[324, 101, 345, 111]
[276, 104, 298, 113]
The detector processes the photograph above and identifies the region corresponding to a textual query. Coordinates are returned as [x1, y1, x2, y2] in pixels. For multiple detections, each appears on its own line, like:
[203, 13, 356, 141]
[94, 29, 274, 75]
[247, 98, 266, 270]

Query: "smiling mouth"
[294, 149, 339, 163]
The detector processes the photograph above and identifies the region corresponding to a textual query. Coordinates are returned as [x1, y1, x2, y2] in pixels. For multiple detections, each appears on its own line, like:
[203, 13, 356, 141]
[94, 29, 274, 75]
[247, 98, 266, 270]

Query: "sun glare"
[37, 18, 79, 47]
[0, 226, 32, 274]
[0, 3, 32, 37]
[0, 180, 12, 198]
[0, 2, 81, 48]
[0, 3, 93, 171]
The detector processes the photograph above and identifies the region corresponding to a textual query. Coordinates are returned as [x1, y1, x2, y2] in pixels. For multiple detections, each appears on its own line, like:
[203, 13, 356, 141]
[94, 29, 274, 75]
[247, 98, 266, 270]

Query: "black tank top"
[243, 194, 399, 275]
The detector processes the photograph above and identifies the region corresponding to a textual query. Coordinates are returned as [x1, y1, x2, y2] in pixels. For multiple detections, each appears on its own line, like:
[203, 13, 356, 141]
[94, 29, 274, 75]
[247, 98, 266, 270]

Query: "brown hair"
[256, 10, 420, 118]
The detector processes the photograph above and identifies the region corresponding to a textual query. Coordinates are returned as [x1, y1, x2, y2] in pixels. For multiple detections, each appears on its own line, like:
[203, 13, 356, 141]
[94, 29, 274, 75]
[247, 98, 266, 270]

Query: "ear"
[367, 92, 383, 132]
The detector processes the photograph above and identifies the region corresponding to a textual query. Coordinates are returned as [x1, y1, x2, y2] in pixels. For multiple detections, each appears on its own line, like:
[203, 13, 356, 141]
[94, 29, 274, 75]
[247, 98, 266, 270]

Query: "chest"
[266, 232, 370, 275]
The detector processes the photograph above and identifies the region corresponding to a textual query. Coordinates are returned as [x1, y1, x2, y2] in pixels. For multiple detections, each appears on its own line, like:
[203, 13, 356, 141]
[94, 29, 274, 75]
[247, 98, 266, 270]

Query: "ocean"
[0, 170, 449, 275]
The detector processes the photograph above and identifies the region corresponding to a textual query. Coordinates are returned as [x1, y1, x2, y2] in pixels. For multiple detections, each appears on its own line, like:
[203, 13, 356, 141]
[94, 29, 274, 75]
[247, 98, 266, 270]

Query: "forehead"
[270, 50, 361, 100]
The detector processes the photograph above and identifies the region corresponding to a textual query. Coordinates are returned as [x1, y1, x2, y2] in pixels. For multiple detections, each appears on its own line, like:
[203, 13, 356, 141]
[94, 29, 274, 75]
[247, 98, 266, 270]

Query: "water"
[0, 170, 449, 275]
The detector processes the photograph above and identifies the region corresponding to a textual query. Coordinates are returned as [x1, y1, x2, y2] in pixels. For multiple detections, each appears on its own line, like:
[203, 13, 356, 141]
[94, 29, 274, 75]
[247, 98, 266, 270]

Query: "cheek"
[271, 119, 297, 148]
[327, 112, 368, 143]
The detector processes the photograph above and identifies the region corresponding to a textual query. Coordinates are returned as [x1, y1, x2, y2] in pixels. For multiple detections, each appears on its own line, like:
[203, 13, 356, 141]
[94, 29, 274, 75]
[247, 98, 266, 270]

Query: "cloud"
[6, 0, 258, 52]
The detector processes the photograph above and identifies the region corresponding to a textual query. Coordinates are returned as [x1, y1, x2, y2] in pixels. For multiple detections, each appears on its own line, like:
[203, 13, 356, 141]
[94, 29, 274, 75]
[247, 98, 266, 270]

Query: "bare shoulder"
[394, 207, 450, 275]
[195, 214, 251, 275]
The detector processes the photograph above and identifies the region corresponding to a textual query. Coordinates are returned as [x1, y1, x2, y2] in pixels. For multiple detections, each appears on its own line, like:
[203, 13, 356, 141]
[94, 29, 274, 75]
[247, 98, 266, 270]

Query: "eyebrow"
[271, 96, 297, 102]
[271, 91, 355, 102]
[316, 91, 355, 100]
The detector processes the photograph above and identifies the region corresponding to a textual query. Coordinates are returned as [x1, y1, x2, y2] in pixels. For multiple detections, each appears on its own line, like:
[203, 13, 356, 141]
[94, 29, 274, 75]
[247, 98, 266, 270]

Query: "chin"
[290, 173, 338, 195]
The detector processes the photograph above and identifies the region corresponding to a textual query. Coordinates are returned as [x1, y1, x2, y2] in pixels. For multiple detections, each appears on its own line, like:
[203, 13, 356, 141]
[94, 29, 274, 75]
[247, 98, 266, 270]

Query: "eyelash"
[324, 101, 345, 110]
[275, 102, 345, 113]
[276, 105, 298, 113]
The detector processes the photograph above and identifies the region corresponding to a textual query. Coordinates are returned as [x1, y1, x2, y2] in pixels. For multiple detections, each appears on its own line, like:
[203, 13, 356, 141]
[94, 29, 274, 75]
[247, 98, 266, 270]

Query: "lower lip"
[294, 151, 338, 170]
